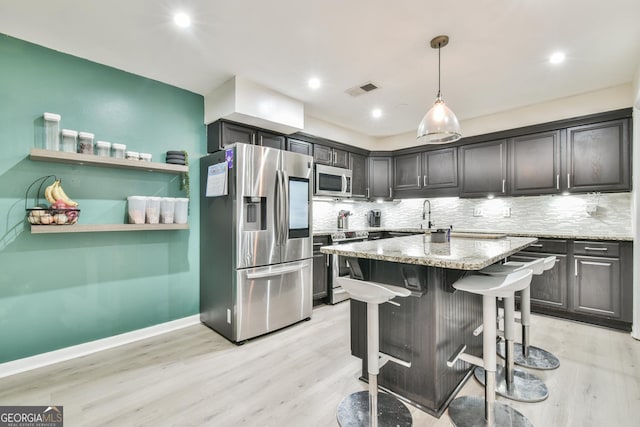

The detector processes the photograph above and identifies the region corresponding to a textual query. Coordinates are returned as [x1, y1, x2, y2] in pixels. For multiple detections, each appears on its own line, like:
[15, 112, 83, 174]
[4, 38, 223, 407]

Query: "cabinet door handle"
[418, 175, 421, 186]
[333, 151, 337, 164]
[556, 174, 560, 190]
[584, 247, 608, 251]
[530, 243, 544, 248]
[252, 134, 256, 145]
[502, 179, 506, 193]
[575, 259, 578, 276]
[389, 187, 392, 198]
[326, 255, 329, 267]
[567, 173, 571, 189]
[423, 175, 427, 187]
[366, 187, 370, 198]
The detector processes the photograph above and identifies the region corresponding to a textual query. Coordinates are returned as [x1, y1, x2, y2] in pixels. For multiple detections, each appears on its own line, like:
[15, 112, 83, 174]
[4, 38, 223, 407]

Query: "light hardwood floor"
[1, 303, 639, 426]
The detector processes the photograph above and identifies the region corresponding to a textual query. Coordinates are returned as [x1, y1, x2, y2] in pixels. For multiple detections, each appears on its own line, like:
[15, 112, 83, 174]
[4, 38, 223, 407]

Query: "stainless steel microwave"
[315, 164, 352, 197]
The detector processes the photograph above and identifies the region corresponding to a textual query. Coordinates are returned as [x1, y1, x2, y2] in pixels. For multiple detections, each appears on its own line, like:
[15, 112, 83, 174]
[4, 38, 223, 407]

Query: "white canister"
[174, 198, 189, 224]
[160, 197, 176, 224]
[127, 196, 146, 224]
[43, 112, 61, 150]
[77, 132, 94, 154]
[126, 151, 140, 161]
[139, 152, 152, 162]
[95, 141, 111, 157]
[60, 129, 78, 153]
[145, 196, 162, 224]
[112, 143, 126, 159]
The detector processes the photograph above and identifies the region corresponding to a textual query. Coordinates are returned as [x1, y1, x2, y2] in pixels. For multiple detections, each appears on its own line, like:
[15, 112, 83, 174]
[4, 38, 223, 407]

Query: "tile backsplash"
[312, 192, 632, 237]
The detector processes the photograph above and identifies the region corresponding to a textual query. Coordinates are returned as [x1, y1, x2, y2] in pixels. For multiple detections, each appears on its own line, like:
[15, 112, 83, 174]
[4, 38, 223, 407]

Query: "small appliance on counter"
[337, 210, 351, 229]
[367, 209, 381, 227]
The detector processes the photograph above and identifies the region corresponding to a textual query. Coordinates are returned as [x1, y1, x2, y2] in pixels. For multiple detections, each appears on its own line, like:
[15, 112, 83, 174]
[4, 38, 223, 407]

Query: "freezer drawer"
[235, 258, 312, 341]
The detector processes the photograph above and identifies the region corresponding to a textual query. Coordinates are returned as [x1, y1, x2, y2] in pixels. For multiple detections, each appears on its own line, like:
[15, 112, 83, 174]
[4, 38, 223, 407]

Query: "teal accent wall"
[0, 34, 205, 363]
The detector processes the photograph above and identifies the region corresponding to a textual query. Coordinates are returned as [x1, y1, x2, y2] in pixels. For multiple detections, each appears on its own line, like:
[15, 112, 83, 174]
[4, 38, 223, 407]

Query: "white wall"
[373, 84, 634, 151]
[303, 115, 377, 149]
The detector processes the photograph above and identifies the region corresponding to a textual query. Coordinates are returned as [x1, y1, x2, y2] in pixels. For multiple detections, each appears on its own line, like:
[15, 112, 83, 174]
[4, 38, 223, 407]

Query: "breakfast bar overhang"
[321, 233, 538, 416]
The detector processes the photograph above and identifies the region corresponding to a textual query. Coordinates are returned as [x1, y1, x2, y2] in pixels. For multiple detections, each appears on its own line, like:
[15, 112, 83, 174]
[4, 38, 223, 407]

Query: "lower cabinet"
[511, 239, 632, 329]
[312, 236, 330, 301]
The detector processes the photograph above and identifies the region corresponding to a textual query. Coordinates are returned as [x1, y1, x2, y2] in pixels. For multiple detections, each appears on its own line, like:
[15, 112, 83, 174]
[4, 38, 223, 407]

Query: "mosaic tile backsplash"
[313, 192, 632, 237]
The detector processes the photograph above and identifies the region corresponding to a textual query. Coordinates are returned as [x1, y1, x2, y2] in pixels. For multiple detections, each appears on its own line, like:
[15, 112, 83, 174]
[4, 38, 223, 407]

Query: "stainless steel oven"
[329, 230, 369, 304]
[315, 164, 352, 197]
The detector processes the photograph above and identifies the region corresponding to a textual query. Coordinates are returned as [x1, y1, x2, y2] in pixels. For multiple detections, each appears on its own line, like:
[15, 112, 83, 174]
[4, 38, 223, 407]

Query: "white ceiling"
[1, 0, 639, 137]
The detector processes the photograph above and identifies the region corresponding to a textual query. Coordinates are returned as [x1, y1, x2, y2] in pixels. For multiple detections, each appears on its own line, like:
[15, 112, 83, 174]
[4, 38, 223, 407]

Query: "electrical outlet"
[473, 208, 484, 217]
[502, 207, 511, 217]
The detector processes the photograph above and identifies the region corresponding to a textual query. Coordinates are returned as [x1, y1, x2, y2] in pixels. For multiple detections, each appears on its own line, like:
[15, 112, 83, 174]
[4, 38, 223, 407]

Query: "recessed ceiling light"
[308, 77, 321, 90]
[549, 51, 565, 64]
[174, 12, 191, 28]
[371, 108, 383, 119]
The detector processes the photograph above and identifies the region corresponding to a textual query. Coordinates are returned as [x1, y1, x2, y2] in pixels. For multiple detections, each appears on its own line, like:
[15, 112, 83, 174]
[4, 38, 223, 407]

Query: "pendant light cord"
[437, 44, 441, 99]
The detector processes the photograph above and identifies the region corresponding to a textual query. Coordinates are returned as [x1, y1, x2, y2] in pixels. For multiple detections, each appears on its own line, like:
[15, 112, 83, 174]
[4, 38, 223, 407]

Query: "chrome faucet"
[422, 199, 434, 230]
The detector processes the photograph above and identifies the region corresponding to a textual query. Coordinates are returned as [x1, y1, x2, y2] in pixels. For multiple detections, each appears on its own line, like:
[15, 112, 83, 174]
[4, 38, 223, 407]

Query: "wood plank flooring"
[1, 303, 639, 426]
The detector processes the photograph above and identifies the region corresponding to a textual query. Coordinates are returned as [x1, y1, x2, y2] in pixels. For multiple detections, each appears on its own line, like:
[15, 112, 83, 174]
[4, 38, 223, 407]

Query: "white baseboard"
[0, 314, 201, 379]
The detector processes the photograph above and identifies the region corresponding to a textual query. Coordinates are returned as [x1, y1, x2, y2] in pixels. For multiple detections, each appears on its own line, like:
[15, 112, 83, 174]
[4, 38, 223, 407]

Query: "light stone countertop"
[320, 234, 538, 270]
[313, 227, 633, 241]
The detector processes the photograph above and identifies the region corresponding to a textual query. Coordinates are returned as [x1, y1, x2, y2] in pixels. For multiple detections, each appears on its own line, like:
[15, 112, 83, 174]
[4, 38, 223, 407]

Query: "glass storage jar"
[43, 112, 61, 150]
[60, 129, 78, 153]
[111, 143, 126, 159]
[95, 141, 111, 157]
[77, 132, 94, 154]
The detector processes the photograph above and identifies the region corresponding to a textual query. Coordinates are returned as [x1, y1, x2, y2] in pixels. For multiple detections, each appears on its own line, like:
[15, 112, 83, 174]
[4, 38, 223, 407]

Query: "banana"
[44, 181, 57, 204]
[51, 180, 79, 207]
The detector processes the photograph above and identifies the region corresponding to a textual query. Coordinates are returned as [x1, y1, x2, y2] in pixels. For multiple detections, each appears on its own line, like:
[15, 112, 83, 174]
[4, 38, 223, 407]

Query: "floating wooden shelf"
[30, 223, 189, 234]
[29, 148, 188, 174]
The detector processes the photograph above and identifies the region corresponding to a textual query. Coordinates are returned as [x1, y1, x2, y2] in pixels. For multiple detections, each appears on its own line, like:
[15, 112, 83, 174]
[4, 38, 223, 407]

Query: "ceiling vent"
[345, 81, 380, 97]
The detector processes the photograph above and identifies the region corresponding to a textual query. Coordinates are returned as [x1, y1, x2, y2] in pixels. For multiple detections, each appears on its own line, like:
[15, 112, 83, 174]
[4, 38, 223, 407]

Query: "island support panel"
[349, 260, 483, 416]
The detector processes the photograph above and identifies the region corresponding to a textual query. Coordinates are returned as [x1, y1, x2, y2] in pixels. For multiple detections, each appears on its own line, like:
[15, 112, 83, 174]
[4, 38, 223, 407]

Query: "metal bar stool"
[336, 276, 413, 427]
[447, 269, 534, 427]
[473, 258, 550, 403]
[482, 256, 560, 370]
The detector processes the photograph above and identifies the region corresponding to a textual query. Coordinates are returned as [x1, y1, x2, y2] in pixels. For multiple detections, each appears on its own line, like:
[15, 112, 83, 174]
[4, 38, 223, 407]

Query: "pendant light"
[417, 35, 462, 144]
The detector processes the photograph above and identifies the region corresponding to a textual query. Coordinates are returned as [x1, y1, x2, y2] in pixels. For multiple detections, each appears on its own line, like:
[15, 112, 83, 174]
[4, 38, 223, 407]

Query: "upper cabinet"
[257, 130, 285, 150]
[393, 147, 458, 197]
[459, 139, 507, 197]
[207, 121, 286, 152]
[369, 157, 394, 200]
[394, 153, 421, 191]
[509, 130, 561, 196]
[287, 138, 313, 156]
[350, 153, 368, 198]
[566, 119, 630, 193]
[314, 144, 349, 168]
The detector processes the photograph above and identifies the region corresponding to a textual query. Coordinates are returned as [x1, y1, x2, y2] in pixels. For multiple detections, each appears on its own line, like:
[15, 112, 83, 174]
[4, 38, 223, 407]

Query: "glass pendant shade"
[417, 95, 461, 144]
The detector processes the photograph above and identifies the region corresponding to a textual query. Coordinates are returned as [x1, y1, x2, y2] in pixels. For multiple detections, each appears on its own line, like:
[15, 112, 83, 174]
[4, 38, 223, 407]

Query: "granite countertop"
[320, 234, 538, 270]
[313, 227, 633, 241]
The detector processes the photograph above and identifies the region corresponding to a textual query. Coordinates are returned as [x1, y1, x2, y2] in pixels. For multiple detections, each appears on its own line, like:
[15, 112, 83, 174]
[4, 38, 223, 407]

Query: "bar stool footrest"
[448, 395, 533, 427]
[337, 390, 412, 427]
[497, 341, 560, 370]
[474, 365, 549, 402]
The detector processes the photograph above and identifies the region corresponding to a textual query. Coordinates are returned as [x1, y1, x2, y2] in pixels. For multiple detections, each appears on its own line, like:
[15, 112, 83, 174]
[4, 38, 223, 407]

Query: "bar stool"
[336, 277, 413, 427]
[473, 258, 550, 403]
[447, 269, 534, 427]
[482, 256, 560, 370]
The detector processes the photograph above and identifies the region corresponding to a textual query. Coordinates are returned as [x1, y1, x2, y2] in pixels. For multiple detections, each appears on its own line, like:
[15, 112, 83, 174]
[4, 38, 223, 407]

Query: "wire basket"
[25, 175, 80, 225]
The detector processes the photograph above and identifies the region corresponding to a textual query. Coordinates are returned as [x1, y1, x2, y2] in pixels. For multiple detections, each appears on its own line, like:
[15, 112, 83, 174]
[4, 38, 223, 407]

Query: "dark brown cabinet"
[509, 131, 561, 195]
[314, 144, 349, 168]
[287, 138, 313, 155]
[511, 239, 632, 329]
[257, 131, 285, 150]
[368, 157, 393, 199]
[207, 121, 286, 152]
[566, 119, 630, 193]
[459, 139, 507, 197]
[312, 236, 330, 301]
[509, 239, 568, 311]
[394, 153, 421, 191]
[350, 153, 368, 198]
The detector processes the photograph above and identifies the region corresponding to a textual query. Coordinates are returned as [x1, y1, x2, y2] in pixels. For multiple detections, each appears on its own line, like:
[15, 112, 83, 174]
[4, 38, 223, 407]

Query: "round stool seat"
[452, 269, 532, 298]
[480, 256, 546, 276]
[336, 277, 411, 304]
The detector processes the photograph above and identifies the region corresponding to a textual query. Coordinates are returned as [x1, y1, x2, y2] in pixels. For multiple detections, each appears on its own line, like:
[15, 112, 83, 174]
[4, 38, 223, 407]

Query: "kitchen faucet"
[422, 199, 434, 229]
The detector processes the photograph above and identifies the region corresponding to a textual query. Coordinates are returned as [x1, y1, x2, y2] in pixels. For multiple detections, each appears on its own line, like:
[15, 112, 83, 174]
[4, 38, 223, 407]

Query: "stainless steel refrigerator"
[200, 143, 313, 342]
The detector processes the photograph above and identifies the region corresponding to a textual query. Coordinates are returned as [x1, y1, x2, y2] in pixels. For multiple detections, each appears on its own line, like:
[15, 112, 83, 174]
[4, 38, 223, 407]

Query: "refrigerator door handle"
[282, 170, 289, 244]
[274, 170, 282, 244]
[246, 264, 304, 279]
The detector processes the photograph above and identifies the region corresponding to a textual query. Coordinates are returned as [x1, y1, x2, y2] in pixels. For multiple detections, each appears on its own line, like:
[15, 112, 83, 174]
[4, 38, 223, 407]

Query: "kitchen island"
[321, 234, 537, 416]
